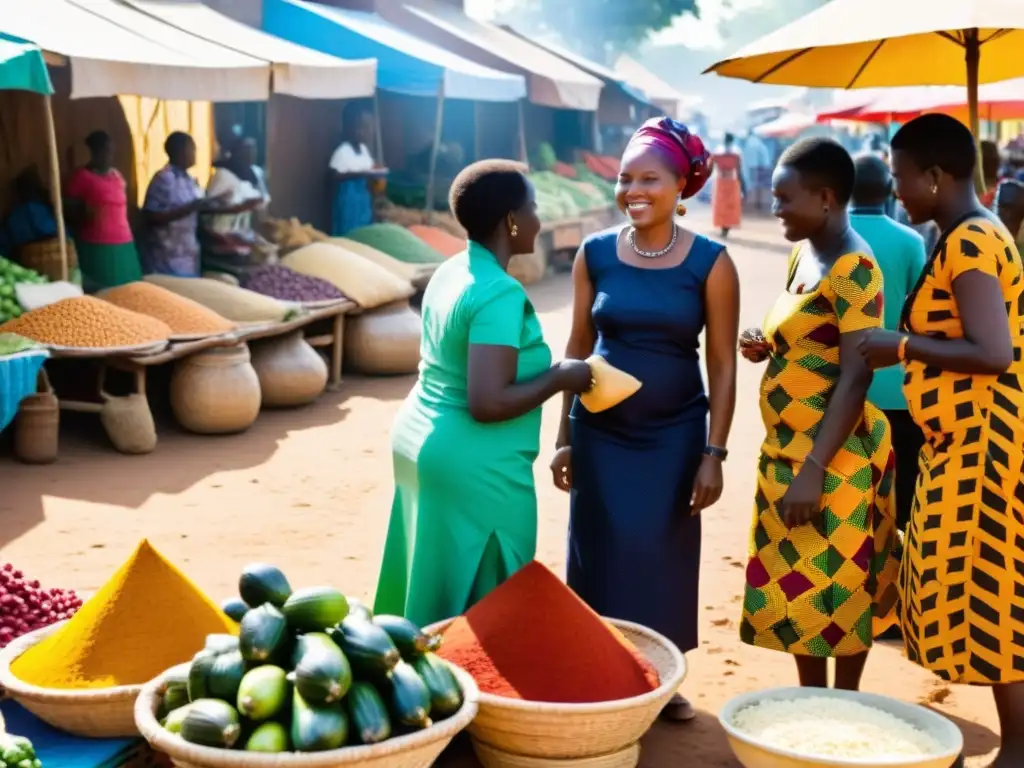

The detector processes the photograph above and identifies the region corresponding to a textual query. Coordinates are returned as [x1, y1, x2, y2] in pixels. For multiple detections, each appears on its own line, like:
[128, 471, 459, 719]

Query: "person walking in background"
[979, 140, 1002, 209]
[329, 101, 387, 236]
[848, 153, 927, 539]
[858, 114, 1024, 768]
[551, 117, 740, 721]
[742, 129, 771, 212]
[374, 160, 593, 627]
[995, 178, 1024, 252]
[738, 138, 899, 692]
[711, 133, 744, 238]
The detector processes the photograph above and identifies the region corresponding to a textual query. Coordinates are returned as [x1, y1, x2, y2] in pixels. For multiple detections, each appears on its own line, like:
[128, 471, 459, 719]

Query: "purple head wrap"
[626, 117, 711, 199]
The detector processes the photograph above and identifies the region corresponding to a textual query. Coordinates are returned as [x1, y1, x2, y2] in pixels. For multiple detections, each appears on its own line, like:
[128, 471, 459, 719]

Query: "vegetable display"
[0, 256, 47, 325]
[98, 282, 235, 337]
[0, 562, 82, 650]
[240, 265, 345, 304]
[0, 297, 171, 349]
[0, 334, 41, 358]
[529, 172, 613, 223]
[0, 732, 41, 768]
[160, 562, 463, 754]
[345, 224, 446, 266]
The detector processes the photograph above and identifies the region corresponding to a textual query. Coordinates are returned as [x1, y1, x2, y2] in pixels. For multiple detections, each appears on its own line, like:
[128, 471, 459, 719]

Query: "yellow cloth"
[579, 355, 642, 413]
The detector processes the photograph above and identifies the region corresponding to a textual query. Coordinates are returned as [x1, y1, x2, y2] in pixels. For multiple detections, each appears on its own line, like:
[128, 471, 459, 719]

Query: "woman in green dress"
[374, 160, 593, 626]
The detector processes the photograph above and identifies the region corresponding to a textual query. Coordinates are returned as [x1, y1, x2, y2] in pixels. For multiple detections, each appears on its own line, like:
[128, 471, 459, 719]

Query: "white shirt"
[329, 142, 374, 174]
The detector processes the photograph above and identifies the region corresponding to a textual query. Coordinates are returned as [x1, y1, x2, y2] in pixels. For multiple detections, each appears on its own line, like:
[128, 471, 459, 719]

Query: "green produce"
[205, 633, 240, 654]
[239, 562, 292, 608]
[346, 681, 392, 744]
[346, 597, 372, 622]
[291, 691, 348, 752]
[221, 597, 249, 623]
[164, 665, 191, 689]
[188, 650, 218, 701]
[413, 653, 463, 718]
[245, 721, 290, 753]
[372, 615, 440, 659]
[0, 333, 40, 358]
[180, 699, 242, 749]
[384, 661, 432, 728]
[237, 665, 289, 721]
[162, 703, 192, 734]
[329, 618, 400, 677]
[290, 633, 352, 704]
[346, 224, 445, 266]
[0, 256, 46, 325]
[160, 683, 190, 717]
[207, 650, 246, 702]
[0, 733, 40, 768]
[239, 603, 289, 663]
[282, 586, 349, 632]
[533, 142, 557, 171]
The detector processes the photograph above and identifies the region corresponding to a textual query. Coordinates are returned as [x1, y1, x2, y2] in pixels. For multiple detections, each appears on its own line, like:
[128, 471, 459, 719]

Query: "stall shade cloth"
[823, 78, 1024, 123]
[0, 34, 52, 95]
[262, 0, 526, 102]
[3, 0, 270, 100]
[399, 2, 602, 111]
[124, 0, 377, 99]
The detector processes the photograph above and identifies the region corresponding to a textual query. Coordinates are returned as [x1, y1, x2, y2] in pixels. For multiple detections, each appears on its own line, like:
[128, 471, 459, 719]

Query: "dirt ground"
[0, 207, 1002, 766]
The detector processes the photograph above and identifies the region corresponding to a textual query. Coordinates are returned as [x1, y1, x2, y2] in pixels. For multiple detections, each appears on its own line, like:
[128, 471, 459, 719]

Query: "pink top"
[66, 167, 133, 245]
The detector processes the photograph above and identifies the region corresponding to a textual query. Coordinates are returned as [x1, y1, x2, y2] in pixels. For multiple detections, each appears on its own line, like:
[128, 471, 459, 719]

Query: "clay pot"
[170, 343, 261, 434]
[345, 301, 422, 376]
[249, 331, 328, 408]
[13, 392, 59, 464]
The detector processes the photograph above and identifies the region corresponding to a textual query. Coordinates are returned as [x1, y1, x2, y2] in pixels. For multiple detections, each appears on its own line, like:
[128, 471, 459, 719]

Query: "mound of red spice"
[437, 561, 660, 703]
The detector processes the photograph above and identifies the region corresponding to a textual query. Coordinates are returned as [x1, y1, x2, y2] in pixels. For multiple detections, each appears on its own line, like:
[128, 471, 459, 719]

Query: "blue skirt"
[331, 179, 373, 237]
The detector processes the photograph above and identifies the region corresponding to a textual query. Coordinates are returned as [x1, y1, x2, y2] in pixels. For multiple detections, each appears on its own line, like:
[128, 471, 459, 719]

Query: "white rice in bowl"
[730, 697, 945, 759]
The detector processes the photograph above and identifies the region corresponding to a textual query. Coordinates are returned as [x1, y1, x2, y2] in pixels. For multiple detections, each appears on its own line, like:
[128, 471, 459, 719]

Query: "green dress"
[374, 241, 552, 627]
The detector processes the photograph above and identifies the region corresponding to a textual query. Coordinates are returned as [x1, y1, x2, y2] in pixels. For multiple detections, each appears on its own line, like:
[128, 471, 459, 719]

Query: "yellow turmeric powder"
[11, 539, 236, 689]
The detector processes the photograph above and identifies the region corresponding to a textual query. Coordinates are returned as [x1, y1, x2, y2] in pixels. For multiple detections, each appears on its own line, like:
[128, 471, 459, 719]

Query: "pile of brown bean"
[0, 296, 171, 348]
[100, 282, 235, 336]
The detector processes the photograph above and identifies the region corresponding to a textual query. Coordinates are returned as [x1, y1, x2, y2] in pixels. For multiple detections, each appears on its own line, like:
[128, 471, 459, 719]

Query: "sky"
[463, 0, 763, 49]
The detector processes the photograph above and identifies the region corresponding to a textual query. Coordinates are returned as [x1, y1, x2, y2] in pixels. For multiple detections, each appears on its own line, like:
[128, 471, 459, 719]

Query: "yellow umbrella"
[704, 0, 1024, 188]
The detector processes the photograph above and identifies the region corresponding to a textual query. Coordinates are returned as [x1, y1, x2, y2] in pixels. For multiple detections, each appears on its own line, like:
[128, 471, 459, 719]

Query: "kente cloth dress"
[711, 151, 742, 230]
[567, 228, 724, 654]
[899, 214, 1024, 685]
[374, 241, 552, 627]
[741, 251, 900, 657]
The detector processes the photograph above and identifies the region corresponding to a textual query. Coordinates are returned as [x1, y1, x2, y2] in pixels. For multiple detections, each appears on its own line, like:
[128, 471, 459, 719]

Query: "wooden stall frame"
[43, 95, 69, 281]
[424, 83, 446, 217]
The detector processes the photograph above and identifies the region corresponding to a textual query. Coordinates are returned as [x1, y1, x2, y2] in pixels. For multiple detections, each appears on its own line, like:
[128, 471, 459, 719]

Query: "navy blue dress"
[568, 228, 724, 654]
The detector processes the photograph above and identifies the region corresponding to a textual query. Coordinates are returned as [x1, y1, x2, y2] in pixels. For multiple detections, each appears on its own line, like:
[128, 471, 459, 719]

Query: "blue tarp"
[0, 700, 141, 767]
[262, 0, 525, 102]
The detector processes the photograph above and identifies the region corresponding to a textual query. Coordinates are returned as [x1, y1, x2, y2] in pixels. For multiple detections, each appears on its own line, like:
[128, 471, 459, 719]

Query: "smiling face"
[890, 149, 939, 225]
[771, 164, 831, 242]
[615, 145, 681, 229]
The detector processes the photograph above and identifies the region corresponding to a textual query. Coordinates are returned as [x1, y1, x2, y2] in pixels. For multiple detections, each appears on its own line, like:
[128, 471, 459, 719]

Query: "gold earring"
[676, 202, 687, 217]
[823, 205, 830, 215]
[510, 224, 519, 237]
[930, 185, 938, 195]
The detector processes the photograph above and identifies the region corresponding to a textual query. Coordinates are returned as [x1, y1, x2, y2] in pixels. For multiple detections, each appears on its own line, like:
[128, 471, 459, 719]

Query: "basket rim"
[423, 616, 687, 714]
[135, 661, 480, 766]
[0, 622, 145, 700]
[717, 686, 964, 768]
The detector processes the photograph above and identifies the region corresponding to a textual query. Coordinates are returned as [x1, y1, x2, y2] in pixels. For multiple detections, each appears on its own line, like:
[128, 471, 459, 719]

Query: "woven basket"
[0, 622, 144, 737]
[135, 662, 480, 768]
[18, 238, 78, 281]
[423, 618, 686, 763]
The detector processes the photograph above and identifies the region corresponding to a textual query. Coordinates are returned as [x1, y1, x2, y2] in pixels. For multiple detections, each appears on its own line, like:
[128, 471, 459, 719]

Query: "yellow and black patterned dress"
[741, 250, 901, 657]
[900, 215, 1024, 685]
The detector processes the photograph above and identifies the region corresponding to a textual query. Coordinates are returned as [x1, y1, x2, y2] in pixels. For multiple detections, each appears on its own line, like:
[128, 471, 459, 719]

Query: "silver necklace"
[628, 224, 678, 259]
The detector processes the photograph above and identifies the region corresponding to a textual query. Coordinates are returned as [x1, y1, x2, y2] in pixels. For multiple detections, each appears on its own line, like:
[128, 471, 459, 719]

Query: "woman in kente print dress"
[739, 138, 900, 691]
[859, 115, 1024, 768]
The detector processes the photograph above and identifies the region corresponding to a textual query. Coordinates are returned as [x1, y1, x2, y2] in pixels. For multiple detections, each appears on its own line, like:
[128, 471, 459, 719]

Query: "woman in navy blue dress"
[551, 118, 740, 721]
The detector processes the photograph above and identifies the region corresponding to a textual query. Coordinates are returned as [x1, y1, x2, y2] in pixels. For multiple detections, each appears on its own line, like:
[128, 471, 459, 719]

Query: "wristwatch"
[703, 445, 728, 461]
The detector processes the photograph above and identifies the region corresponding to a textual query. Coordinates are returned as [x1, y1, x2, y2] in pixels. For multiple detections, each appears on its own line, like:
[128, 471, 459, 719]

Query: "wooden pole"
[474, 100, 481, 161]
[965, 29, 985, 195]
[373, 91, 385, 164]
[424, 85, 445, 216]
[43, 95, 68, 282]
[517, 99, 528, 163]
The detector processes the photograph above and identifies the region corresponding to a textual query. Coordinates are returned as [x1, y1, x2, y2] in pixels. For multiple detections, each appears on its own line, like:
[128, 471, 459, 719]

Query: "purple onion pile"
[242, 265, 346, 303]
[0, 562, 83, 648]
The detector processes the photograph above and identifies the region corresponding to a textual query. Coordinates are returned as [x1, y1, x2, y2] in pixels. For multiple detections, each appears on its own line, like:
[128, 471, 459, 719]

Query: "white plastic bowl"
[719, 687, 963, 768]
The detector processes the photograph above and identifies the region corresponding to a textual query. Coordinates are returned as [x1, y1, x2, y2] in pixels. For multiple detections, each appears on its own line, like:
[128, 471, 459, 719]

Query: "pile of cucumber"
[158, 563, 463, 754]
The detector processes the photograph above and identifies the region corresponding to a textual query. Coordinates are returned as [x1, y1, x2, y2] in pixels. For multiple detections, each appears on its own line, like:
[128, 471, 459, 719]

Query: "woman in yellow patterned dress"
[858, 114, 1024, 768]
[739, 138, 900, 690]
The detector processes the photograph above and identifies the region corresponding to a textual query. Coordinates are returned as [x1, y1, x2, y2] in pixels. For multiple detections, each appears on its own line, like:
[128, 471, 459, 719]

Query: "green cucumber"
[346, 681, 392, 744]
[180, 699, 242, 748]
[207, 650, 246, 702]
[205, 633, 240, 654]
[413, 653, 463, 718]
[346, 597, 373, 622]
[372, 615, 438, 659]
[239, 604, 289, 663]
[164, 666, 191, 689]
[291, 690, 349, 752]
[187, 650, 217, 701]
[239, 563, 292, 608]
[282, 587, 349, 632]
[237, 665, 289, 722]
[160, 685, 190, 718]
[289, 634, 352, 704]
[221, 597, 249, 623]
[384, 660, 432, 728]
[329, 618, 400, 677]
[161, 704, 191, 734]
[245, 721, 290, 752]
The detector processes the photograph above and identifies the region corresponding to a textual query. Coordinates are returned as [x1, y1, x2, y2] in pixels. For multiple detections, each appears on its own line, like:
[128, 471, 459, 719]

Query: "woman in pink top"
[66, 131, 142, 290]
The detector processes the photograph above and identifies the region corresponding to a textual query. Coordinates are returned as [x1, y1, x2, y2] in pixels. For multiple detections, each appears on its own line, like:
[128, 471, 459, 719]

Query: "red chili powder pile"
[437, 561, 660, 703]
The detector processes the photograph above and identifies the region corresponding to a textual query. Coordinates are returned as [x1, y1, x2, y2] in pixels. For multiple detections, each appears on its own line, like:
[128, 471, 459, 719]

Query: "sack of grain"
[345, 301, 422, 375]
[407, 225, 466, 258]
[329, 238, 431, 284]
[508, 251, 547, 286]
[431, 212, 467, 239]
[0, 296, 171, 348]
[282, 243, 414, 310]
[346, 223, 446, 265]
[143, 275, 292, 323]
[98, 282, 235, 336]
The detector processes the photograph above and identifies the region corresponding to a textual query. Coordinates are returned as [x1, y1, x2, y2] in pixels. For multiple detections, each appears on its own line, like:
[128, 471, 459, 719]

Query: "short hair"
[724, 132, 735, 145]
[852, 152, 892, 205]
[165, 131, 193, 157]
[777, 137, 856, 205]
[981, 140, 1001, 180]
[343, 99, 373, 127]
[890, 114, 976, 180]
[85, 130, 110, 153]
[449, 159, 530, 242]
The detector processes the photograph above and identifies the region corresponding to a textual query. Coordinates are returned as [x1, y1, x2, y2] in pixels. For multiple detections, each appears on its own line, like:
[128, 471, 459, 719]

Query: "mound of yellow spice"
[11, 539, 236, 689]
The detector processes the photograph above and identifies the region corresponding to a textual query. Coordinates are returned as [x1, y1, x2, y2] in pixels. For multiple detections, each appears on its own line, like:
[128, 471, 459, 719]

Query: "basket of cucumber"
[134, 562, 480, 767]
